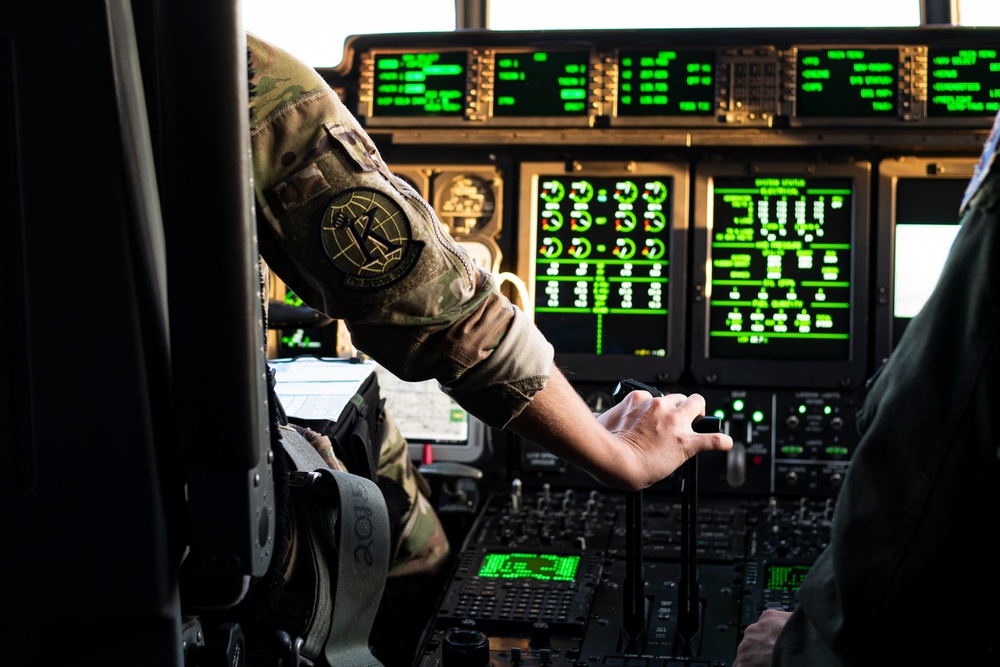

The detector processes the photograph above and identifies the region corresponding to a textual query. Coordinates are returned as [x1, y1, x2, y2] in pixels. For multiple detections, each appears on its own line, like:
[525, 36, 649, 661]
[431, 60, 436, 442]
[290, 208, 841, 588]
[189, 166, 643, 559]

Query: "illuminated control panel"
[691, 161, 871, 390]
[790, 45, 925, 122]
[614, 49, 716, 117]
[517, 161, 689, 384]
[927, 47, 1000, 117]
[706, 175, 854, 361]
[489, 50, 593, 119]
[353, 31, 999, 128]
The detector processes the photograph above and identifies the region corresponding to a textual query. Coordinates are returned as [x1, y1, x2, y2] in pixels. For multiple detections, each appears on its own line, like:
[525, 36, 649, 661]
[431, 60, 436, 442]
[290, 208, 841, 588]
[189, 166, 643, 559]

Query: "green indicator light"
[752, 411, 764, 423]
[798, 405, 807, 414]
[824, 406, 832, 415]
[713, 409, 725, 420]
[732, 399, 745, 411]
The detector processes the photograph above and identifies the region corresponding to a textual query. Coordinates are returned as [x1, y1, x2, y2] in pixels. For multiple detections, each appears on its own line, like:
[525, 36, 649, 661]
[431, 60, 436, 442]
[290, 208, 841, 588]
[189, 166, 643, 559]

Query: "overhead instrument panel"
[352, 32, 1000, 129]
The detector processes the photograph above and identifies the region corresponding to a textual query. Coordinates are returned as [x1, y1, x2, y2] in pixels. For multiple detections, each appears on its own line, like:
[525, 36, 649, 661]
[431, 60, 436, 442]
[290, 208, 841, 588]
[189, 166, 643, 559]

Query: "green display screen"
[795, 48, 899, 117]
[492, 51, 590, 117]
[370, 50, 467, 117]
[616, 50, 715, 116]
[531, 174, 674, 357]
[708, 176, 854, 360]
[477, 552, 581, 581]
[927, 48, 1000, 116]
[766, 564, 811, 592]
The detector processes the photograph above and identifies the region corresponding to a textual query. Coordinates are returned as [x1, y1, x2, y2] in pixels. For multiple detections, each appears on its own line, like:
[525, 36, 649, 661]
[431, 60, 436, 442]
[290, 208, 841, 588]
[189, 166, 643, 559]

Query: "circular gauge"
[570, 209, 593, 232]
[435, 173, 498, 236]
[644, 210, 668, 233]
[643, 237, 667, 260]
[614, 237, 637, 259]
[541, 209, 564, 231]
[540, 178, 566, 203]
[614, 210, 638, 232]
[643, 180, 669, 204]
[569, 180, 594, 203]
[614, 180, 639, 204]
[569, 236, 593, 259]
[539, 237, 563, 258]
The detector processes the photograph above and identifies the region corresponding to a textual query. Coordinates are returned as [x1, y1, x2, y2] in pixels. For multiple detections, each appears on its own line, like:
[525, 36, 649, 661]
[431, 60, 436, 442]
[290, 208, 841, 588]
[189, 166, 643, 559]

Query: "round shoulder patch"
[320, 188, 424, 290]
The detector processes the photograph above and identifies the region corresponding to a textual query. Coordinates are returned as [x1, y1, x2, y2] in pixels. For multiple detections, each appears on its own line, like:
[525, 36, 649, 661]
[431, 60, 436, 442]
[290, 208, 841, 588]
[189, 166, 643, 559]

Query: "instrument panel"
[344, 28, 1000, 129]
[312, 26, 999, 667]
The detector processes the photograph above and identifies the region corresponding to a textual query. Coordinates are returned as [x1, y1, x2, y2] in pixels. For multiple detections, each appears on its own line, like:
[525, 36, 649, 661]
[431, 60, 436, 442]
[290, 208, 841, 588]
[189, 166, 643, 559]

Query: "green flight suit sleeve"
[247, 33, 552, 428]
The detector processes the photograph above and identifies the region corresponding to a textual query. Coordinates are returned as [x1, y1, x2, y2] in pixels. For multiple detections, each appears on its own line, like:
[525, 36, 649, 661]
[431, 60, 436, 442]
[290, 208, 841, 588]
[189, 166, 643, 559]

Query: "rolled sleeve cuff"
[440, 306, 553, 429]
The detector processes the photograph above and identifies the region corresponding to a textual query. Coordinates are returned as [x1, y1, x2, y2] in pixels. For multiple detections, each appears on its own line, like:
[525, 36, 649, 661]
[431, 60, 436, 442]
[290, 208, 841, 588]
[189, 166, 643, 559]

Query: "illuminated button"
[733, 399, 745, 411]
[752, 410, 765, 423]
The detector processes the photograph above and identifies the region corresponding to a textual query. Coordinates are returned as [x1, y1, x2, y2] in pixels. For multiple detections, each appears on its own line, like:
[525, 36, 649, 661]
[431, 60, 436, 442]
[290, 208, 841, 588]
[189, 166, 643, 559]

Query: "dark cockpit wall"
[1, 1, 271, 664]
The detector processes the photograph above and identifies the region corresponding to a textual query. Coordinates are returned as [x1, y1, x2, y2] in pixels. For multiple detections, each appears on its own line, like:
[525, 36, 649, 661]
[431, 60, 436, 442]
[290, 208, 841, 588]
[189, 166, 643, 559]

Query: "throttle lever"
[612, 378, 722, 433]
[611, 378, 721, 656]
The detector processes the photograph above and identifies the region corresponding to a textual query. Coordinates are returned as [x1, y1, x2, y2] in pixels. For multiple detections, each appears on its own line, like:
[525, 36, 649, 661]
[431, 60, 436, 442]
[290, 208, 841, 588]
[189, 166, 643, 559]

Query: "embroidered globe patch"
[320, 188, 423, 289]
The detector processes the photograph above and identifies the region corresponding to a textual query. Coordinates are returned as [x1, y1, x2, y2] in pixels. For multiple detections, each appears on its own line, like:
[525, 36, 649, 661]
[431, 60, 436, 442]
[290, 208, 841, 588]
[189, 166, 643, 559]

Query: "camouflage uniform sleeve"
[247, 33, 552, 428]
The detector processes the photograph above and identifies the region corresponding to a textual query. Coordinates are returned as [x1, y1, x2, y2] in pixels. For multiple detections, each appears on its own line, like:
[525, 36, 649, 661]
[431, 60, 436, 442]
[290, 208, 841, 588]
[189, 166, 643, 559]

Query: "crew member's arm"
[733, 609, 792, 667]
[248, 33, 730, 489]
[508, 364, 732, 491]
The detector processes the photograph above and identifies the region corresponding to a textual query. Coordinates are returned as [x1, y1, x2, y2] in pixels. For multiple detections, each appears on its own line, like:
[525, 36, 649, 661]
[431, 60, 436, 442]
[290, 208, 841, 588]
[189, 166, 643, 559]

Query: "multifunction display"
[795, 47, 900, 117]
[369, 50, 467, 117]
[707, 176, 854, 360]
[530, 174, 675, 356]
[927, 48, 1000, 116]
[616, 49, 715, 116]
[478, 552, 581, 581]
[358, 33, 1000, 127]
[493, 50, 590, 116]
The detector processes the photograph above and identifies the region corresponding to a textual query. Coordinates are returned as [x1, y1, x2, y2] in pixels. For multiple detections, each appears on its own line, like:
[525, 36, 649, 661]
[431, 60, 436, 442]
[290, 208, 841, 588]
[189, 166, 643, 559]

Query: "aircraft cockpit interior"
[4, 0, 999, 665]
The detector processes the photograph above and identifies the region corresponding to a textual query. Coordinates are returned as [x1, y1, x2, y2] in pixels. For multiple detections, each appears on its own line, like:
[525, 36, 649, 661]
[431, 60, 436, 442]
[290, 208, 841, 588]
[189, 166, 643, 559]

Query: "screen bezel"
[874, 156, 975, 366]
[690, 160, 871, 389]
[517, 161, 690, 385]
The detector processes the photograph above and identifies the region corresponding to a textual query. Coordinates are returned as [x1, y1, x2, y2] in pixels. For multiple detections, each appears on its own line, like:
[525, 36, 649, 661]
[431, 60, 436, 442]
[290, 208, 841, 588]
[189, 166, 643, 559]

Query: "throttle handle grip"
[612, 378, 721, 434]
